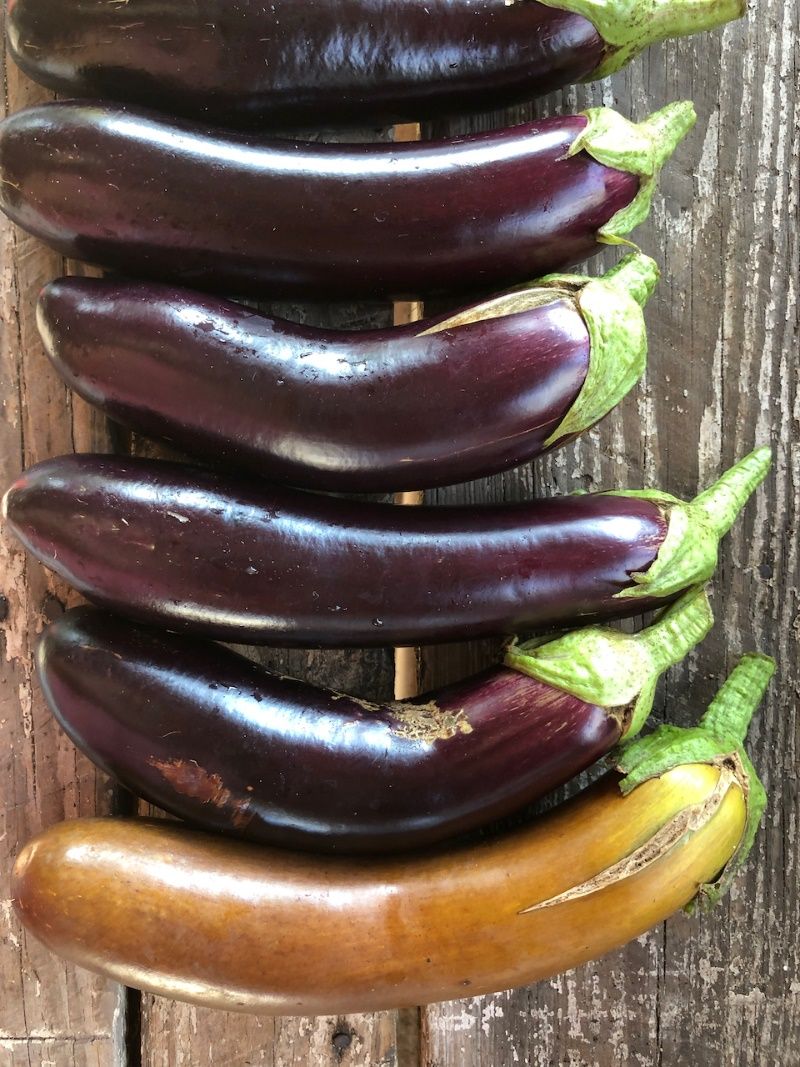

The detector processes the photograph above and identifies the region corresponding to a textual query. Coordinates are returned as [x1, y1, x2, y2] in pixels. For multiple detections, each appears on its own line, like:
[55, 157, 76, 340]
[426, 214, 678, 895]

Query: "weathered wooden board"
[0, 0, 797, 1063]
[418, 4, 800, 1064]
[0, 31, 127, 1067]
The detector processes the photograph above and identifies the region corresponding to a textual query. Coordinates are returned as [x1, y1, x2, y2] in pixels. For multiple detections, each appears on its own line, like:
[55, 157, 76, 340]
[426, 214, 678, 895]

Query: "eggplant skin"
[38, 277, 589, 494]
[0, 102, 639, 300]
[4, 454, 668, 647]
[37, 607, 621, 853]
[6, 0, 603, 128]
[11, 769, 746, 1014]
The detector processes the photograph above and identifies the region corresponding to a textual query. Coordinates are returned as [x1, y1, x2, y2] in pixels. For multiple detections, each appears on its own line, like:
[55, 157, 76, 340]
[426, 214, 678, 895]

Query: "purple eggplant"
[38, 254, 657, 493]
[0, 100, 693, 299]
[7, 0, 742, 129]
[3, 449, 769, 648]
[36, 589, 712, 852]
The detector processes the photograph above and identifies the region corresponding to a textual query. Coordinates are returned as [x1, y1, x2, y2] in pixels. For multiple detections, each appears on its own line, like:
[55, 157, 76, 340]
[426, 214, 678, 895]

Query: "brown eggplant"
[3, 449, 770, 647]
[12, 655, 773, 1014]
[36, 588, 712, 852]
[6, 0, 743, 129]
[0, 100, 693, 299]
[37, 254, 657, 493]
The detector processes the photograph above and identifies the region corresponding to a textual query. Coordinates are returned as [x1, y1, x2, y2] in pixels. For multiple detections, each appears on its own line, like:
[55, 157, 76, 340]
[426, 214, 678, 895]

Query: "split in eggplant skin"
[36, 588, 712, 853]
[2, 448, 770, 647]
[0, 100, 694, 299]
[12, 655, 773, 1015]
[37, 254, 658, 493]
[6, 0, 743, 128]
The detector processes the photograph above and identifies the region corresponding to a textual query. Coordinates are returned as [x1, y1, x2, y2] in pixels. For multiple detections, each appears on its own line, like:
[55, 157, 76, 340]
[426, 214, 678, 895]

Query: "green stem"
[614, 653, 774, 905]
[544, 252, 658, 448]
[600, 252, 660, 308]
[700, 653, 776, 748]
[570, 103, 697, 178]
[568, 102, 696, 243]
[537, 0, 745, 78]
[691, 446, 773, 537]
[633, 585, 713, 670]
[505, 584, 713, 739]
[627, 102, 700, 172]
[612, 446, 772, 601]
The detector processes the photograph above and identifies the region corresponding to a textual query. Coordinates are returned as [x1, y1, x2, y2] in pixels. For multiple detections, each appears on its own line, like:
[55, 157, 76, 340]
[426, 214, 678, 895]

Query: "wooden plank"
[389, 124, 426, 1045]
[391, 121, 425, 703]
[419, 5, 798, 1065]
[0, 31, 125, 1067]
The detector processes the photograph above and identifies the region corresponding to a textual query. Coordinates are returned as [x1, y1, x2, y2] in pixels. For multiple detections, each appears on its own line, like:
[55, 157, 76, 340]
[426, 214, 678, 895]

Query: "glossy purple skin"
[37, 607, 623, 852]
[0, 103, 640, 300]
[6, 0, 604, 128]
[38, 277, 590, 494]
[5, 454, 670, 648]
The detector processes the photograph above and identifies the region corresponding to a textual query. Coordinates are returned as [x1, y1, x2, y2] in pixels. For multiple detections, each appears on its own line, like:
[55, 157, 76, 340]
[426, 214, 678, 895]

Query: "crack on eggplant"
[518, 766, 736, 913]
[417, 290, 571, 336]
[146, 757, 254, 829]
[387, 701, 474, 742]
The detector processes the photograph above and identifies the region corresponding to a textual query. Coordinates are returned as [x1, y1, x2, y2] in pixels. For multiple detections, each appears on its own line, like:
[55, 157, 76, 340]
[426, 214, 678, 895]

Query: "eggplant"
[0, 100, 694, 299]
[12, 655, 773, 1014]
[36, 588, 712, 853]
[3, 448, 769, 647]
[38, 254, 657, 493]
[6, 0, 742, 129]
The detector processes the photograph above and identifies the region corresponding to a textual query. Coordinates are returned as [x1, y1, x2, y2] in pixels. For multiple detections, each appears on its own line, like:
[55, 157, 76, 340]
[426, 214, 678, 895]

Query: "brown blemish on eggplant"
[387, 701, 474, 743]
[147, 757, 253, 829]
[519, 767, 737, 913]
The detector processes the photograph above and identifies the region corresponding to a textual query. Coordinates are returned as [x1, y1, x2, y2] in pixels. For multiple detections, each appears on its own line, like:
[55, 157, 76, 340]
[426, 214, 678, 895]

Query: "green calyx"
[540, 252, 659, 448]
[537, 0, 745, 78]
[614, 653, 775, 905]
[568, 102, 696, 242]
[611, 446, 772, 601]
[504, 584, 713, 740]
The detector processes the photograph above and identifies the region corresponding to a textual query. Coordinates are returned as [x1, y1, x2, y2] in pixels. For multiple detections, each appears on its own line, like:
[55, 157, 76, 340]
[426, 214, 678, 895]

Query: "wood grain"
[418, 5, 799, 1065]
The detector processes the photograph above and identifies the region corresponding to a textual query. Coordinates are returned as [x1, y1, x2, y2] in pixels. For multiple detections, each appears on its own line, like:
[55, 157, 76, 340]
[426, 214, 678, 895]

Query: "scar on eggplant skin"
[327, 690, 473, 741]
[519, 764, 738, 914]
[146, 757, 254, 829]
[388, 702, 474, 743]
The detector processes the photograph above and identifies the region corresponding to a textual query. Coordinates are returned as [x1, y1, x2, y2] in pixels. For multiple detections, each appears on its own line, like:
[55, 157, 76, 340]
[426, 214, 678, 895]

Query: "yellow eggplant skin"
[12, 764, 745, 1015]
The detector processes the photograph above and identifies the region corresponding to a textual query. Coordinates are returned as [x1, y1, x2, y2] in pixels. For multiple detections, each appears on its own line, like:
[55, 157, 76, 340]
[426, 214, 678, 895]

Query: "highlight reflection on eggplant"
[3, 448, 770, 647]
[0, 100, 694, 298]
[7, 0, 743, 128]
[36, 589, 712, 852]
[38, 254, 657, 493]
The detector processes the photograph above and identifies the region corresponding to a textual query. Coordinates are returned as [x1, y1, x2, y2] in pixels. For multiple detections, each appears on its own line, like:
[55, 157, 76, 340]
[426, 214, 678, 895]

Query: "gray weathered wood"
[0, 33, 124, 1067]
[418, 5, 799, 1064]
